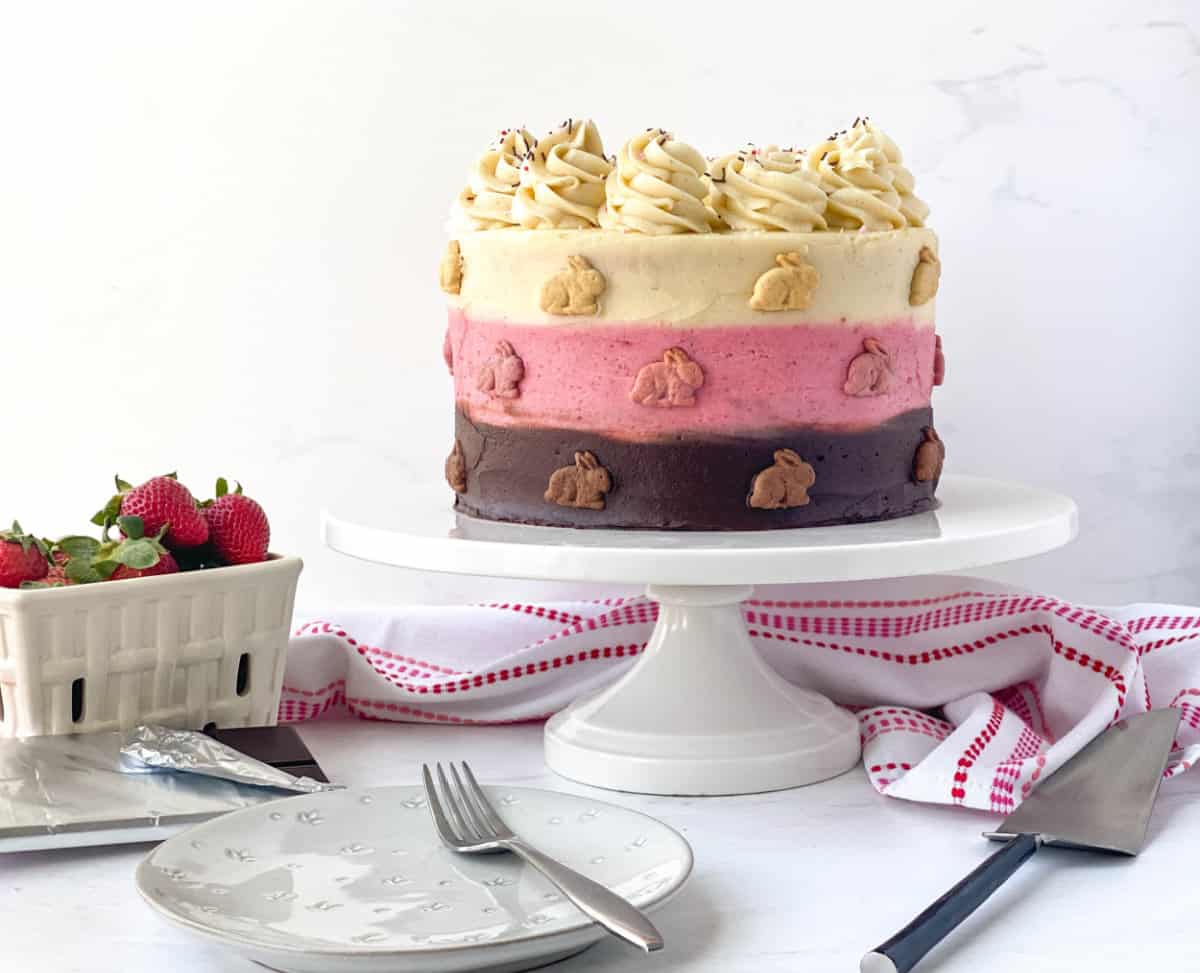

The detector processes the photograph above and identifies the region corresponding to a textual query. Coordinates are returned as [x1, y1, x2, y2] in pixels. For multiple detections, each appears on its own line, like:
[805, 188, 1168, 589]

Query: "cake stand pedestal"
[322, 475, 1077, 796]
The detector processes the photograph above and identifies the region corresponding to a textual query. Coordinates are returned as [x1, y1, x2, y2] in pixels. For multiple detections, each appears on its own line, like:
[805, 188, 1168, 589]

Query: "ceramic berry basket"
[0, 555, 302, 738]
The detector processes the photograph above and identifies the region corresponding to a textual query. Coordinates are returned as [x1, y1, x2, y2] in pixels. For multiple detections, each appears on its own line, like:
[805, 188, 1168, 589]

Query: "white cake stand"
[322, 475, 1077, 796]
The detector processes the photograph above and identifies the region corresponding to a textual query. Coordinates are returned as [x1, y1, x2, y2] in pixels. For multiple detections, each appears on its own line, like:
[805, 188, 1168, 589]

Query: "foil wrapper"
[120, 725, 341, 794]
[0, 732, 265, 851]
[0, 725, 339, 852]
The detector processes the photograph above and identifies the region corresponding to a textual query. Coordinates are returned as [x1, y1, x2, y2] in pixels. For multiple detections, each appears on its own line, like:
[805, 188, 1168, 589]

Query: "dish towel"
[283, 575, 1200, 812]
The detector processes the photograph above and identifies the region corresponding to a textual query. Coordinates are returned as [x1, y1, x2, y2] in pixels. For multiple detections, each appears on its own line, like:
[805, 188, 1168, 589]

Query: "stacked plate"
[137, 785, 692, 972]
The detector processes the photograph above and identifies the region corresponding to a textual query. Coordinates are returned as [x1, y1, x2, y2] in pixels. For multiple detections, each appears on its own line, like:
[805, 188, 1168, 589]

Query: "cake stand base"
[324, 476, 1078, 797]
[545, 584, 860, 796]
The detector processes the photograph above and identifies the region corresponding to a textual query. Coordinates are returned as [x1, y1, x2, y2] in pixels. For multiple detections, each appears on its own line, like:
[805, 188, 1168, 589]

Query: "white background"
[3, 0, 1198, 610]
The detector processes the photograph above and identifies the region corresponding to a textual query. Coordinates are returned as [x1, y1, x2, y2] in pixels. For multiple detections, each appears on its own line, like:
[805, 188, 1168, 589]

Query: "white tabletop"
[4, 718, 1199, 972]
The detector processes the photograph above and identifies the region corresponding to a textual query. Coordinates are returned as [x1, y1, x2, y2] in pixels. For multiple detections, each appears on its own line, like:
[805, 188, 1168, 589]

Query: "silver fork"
[422, 762, 665, 952]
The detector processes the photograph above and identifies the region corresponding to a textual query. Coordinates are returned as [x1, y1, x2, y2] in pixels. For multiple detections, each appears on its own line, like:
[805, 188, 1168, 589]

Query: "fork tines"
[422, 761, 511, 848]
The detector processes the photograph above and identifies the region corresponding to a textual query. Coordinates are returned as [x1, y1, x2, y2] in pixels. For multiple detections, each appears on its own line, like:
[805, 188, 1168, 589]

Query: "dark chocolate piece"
[203, 725, 329, 782]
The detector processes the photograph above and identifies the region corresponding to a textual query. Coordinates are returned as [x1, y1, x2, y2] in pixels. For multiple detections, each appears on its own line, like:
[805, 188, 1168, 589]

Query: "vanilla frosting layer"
[450, 228, 937, 327]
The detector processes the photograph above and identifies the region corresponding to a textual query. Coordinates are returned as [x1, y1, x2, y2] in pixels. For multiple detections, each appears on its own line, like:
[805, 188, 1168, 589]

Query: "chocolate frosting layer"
[453, 408, 938, 530]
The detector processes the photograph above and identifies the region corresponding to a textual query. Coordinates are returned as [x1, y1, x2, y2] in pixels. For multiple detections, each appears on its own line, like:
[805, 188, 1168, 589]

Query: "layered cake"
[441, 117, 945, 530]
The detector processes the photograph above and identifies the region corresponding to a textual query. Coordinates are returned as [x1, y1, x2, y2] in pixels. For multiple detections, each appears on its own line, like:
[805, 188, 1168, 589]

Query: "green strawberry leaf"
[210, 478, 244, 502]
[58, 536, 101, 561]
[115, 476, 133, 493]
[95, 559, 120, 580]
[66, 559, 105, 584]
[118, 515, 146, 540]
[92, 494, 123, 527]
[116, 538, 160, 570]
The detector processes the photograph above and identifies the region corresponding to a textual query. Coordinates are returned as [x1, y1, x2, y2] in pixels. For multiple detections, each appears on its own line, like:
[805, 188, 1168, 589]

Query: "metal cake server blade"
[981, 707, 1181, 855]
[861, 708, 1181, 973]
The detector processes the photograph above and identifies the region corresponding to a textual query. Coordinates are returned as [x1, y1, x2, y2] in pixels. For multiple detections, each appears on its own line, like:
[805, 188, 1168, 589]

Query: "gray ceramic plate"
[136, 785, 692, 972]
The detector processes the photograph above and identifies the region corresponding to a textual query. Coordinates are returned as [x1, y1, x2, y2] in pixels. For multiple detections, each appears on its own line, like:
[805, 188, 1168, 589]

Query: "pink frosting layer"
[448, 312, 936, 440]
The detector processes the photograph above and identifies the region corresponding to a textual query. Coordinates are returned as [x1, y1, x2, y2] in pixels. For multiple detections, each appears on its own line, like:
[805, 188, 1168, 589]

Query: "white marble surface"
[3, 719, 1199, 971]
[3, 1, 1198, 610]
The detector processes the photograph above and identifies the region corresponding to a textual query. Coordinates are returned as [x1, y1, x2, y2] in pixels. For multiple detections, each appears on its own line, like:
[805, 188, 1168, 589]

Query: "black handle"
[861, 833, 1040, 973]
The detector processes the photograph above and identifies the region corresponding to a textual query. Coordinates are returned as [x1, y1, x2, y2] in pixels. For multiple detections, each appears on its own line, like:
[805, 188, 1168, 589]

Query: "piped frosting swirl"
[454, 117, 930, 234]
[600, 129, 722, 235]
[456, 127, 536, 230]
[511, 119, 613, 229]
[707, 145, 828, 232]
[805, 119, 929, 230]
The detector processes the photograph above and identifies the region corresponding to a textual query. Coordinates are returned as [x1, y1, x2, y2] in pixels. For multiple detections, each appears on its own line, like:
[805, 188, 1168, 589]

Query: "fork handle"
[507, 840, 665, 952]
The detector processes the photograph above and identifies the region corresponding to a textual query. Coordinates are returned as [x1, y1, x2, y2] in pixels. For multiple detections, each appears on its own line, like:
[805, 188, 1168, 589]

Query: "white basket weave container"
[0, 556, 302, 738]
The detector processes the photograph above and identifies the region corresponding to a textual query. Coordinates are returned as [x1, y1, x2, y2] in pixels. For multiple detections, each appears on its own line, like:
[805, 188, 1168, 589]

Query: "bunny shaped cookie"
[749, 252, 820, 312]
[445, 440, 467, 493]
[539, 255, 606, 316]
[544, 451, 612, 510]
[843, 338, 892, 397]
[909, 246, 940, 306]
[749, 449, 817, 509]
[440, 240, 463, 295]
[913, 427, 945, 483]
[476, 339, 525, 399]
[630, 347, 705, 407]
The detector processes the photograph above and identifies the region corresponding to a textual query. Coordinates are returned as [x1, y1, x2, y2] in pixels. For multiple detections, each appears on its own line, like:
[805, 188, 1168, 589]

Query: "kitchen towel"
[282, 575, 1200, 811]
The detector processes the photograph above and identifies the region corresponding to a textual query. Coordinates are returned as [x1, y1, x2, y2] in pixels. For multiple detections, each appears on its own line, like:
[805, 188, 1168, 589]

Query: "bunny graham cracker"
[545, 451, 613, 510]
[749, 449, 817, 510]
[749, 252, 820, 311]
[630, 348, 705, 407]
[539, 255, 606, 316]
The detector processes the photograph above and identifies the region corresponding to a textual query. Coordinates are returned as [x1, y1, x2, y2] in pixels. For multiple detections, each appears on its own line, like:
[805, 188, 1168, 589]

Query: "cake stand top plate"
[322, 475, 1077, 586]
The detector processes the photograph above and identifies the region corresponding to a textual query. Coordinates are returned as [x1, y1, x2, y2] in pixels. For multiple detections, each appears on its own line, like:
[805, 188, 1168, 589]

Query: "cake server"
[861, 708, 1181, 973]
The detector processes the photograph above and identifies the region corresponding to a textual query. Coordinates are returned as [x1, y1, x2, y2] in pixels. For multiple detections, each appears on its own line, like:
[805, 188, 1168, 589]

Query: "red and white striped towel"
[282, 575, 1200, 811]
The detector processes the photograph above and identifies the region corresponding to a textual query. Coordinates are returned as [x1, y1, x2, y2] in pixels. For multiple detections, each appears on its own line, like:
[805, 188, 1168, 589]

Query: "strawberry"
[110, 551, 179, 580]
[93, 516, 178, 582]
[0, 521, 51, 588]
[202, 479, 270, 565]
[37, 536, 107, 586]
[93, 474, 209, 549]
[44, 550, 71, 586]
[22, 540, 93, 589]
